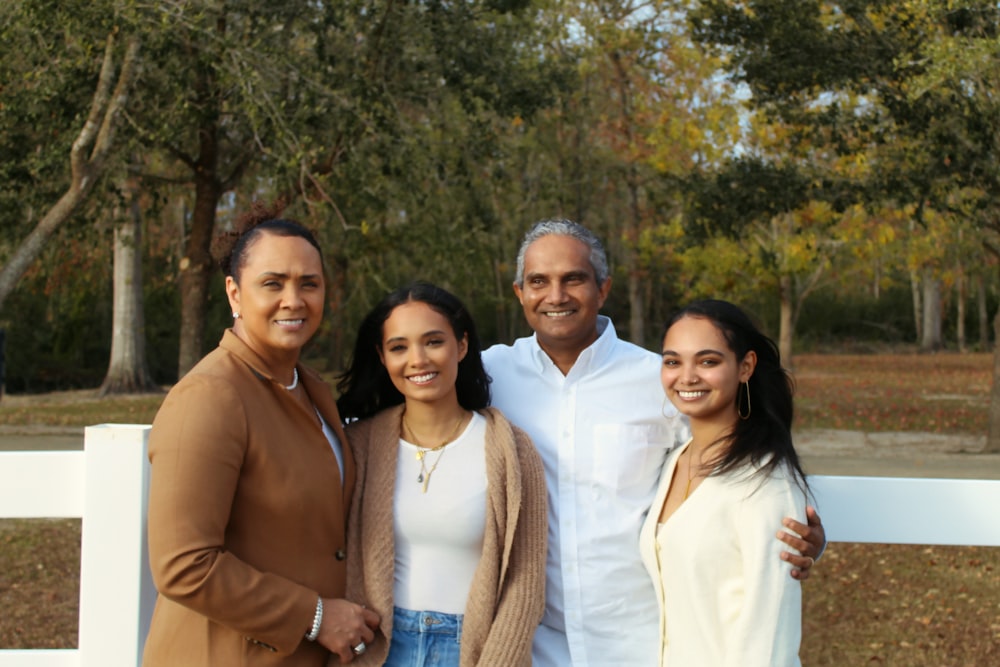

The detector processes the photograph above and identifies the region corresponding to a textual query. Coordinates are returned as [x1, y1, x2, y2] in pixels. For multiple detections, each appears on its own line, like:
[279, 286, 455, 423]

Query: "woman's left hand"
[777, 505, 826, 581]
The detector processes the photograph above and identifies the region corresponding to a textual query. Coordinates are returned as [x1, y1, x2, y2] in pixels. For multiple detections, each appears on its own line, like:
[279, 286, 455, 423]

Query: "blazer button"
[335, 549, 347, 561]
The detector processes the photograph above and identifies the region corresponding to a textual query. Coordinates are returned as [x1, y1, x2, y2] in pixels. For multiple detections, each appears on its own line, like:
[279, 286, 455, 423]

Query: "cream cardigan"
[343, 405, 547, 667]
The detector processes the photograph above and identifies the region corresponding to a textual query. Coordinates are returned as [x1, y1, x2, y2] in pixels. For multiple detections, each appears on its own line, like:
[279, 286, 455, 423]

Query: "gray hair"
[514, 219, 610, 286]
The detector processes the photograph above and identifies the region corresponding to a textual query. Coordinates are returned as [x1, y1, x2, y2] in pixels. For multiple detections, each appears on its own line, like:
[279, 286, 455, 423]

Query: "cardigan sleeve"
[725, 472, 805, 667]
[147, 373, 319, 655]
[475, 423, 548, 666]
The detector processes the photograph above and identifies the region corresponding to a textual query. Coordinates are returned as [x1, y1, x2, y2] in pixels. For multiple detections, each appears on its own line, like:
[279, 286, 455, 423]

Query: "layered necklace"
[402, 412, 466, 493]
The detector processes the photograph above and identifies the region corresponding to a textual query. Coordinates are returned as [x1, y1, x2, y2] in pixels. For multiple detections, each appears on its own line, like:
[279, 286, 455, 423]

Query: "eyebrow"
[255, 271, 322, 280]
[384, 329, 449, 344]
[661, 348, 727, 357]
[526, 269, 593, 281]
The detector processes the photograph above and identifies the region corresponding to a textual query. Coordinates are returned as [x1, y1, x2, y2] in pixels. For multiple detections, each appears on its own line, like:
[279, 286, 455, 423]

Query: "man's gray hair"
[514, 219, 610, 287]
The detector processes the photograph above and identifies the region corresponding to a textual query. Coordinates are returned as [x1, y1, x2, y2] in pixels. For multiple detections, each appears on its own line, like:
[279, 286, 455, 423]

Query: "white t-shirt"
[392, 412, 488, 614]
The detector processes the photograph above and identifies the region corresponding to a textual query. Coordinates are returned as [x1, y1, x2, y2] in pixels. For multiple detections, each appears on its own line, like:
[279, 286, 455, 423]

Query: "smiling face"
[226, 232, 325, 369]
[378, 300, 469, 409]
[513, 234, 611, 364]
[660, 315, 756, 429]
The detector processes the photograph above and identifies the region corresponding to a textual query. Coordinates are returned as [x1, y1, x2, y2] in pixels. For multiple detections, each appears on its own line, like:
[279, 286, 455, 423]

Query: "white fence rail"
[0, 425, 998, 666]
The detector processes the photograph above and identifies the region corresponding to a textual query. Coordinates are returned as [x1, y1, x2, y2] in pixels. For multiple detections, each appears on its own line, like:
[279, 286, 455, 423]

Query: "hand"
[317, 599, 380, 664]
[777, 505, 826, 581]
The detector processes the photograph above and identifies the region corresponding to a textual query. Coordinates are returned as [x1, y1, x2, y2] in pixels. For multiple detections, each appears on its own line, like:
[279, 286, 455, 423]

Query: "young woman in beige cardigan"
[336, 282, 547, 667]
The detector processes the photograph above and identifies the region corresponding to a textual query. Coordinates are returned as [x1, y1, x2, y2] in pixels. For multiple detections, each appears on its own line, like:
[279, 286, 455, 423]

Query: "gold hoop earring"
[738, 381, 751, 420]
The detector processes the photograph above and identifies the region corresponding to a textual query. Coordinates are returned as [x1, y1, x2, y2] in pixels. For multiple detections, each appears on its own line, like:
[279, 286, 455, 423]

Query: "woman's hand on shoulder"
[318, 598, 380, 663]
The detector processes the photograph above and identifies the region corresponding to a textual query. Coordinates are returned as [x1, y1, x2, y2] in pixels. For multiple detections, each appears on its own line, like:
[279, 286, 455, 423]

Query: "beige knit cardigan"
[341, 405, 547, 667]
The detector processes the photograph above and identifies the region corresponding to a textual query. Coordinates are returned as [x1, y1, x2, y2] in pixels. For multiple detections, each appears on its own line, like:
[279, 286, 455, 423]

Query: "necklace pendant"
[417, 472, 424, 483]
[415, 450, 425, 461]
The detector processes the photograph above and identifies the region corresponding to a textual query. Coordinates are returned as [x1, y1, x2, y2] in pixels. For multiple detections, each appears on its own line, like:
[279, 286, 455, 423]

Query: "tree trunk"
[174, 81, 227, 378]
[627, 259, 645, 348]
[956, 260, 967, 353]
[778, 274, 794, 367]
[977, 273, 989, 351]
[984, 307, 1000, 453]
[910, 268, 923, 343]
[99, 171, 158, 396]
[177, 173, 222, 377]
[920, 272, 943, 352]
[0, 35, 140, 311]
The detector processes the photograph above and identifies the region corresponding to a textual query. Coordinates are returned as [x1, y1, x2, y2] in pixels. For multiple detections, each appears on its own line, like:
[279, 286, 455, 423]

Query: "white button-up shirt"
[484, 316, 688, 666]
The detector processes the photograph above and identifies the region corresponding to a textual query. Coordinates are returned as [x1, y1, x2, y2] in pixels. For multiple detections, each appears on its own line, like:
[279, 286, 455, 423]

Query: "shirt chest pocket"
[591, 423, 668, 498]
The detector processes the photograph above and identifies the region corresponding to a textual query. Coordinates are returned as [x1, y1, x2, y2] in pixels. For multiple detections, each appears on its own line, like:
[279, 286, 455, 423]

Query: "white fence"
[0, 425, 999, 666]
[0, 425, 155, 667]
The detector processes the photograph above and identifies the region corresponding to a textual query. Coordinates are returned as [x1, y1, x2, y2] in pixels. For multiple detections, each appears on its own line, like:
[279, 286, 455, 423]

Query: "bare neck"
[402, 399, 469, 444]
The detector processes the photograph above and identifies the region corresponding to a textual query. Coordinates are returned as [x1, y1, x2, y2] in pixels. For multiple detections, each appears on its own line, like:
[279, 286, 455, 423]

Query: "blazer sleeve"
[476, 423, 548, 666]
[147, 373, 319, 655]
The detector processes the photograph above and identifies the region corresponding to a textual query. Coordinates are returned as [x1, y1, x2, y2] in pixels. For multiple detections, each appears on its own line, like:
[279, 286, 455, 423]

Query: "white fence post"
[0, 424, 155, 667]
[77, 425, 155, 667]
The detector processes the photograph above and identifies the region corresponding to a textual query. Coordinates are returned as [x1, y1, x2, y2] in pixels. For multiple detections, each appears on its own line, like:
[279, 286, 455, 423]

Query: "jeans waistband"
[392, 606, 463, 637]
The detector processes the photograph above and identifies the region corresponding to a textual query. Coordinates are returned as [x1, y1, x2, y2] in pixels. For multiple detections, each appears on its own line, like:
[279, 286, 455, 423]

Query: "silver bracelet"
[305, 597, 323, 641]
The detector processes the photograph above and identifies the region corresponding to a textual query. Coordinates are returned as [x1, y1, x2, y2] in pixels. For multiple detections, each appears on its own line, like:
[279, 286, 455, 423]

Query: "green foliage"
[0, 0, 120, 238]
[0, 228, 112, 392]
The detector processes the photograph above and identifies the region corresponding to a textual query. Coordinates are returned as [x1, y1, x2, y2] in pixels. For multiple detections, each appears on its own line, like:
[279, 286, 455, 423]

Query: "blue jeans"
[383, 606, 463, 667]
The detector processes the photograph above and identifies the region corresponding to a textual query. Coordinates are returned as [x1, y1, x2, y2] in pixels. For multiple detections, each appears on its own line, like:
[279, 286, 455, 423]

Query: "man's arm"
[777, 505, 825, 581]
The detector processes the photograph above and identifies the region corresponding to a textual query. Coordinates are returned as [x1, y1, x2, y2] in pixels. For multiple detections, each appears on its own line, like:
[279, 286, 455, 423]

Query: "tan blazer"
[143, 330, 354, 666]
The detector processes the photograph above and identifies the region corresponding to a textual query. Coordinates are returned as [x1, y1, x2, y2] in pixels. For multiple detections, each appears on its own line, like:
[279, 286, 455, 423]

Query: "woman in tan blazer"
[143, 203, 379, 666]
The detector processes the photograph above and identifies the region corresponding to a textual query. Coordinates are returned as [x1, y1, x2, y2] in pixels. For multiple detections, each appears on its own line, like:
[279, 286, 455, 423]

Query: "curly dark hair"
[663, 299, 808, 494]
[210, 199, 323, 281]
[337, 282, 491, 421]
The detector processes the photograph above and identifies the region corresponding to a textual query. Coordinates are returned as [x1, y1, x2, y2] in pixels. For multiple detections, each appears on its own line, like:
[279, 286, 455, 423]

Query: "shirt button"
[335, 549, 346, 561]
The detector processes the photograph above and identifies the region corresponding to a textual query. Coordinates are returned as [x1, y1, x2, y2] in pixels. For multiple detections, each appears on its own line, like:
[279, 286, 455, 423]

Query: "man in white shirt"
[483, 219, 824, 666]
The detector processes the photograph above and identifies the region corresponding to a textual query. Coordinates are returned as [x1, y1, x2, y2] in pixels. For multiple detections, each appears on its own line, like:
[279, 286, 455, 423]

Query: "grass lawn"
[1, 353, 998, 663]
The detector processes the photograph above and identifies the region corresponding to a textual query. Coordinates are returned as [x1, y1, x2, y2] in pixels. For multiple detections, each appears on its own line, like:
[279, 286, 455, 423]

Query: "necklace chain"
[683, 445, 702, 500]
[284, 368, 299, 391]
[402, 413, 466, 493]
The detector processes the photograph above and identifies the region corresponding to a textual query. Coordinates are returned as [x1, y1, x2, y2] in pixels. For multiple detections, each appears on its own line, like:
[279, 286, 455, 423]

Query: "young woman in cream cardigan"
[336, 282, 547, 667]
[640, 299, 811, 666]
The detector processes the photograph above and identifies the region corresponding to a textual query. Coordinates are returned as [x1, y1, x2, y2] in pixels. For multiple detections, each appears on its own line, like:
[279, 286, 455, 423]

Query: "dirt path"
[795, 429, 1000, 479]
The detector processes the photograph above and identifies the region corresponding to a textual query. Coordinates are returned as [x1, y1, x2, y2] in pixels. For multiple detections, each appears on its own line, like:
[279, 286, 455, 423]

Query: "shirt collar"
[529, 314, 617, 376]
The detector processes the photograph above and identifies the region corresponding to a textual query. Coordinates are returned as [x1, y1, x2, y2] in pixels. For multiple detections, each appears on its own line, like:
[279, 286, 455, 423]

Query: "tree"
[691, 0, 1000, 449]
[527, 0, 742, 346]
[0, 31, 140, 310]
[99, 162, 158, 395]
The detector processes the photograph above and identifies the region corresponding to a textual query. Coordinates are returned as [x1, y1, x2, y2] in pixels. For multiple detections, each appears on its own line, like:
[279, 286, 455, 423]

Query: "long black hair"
[663, 299, 808, 493]
[336, 282, 491, 421]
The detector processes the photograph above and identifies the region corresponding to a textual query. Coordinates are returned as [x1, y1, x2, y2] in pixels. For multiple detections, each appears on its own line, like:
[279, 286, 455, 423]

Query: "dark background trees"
[1, 0, 998, 444]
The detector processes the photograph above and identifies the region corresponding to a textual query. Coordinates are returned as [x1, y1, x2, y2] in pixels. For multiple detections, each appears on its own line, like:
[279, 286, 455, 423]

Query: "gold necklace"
[402, 413, 466, 493]
[683, 445, 702, 500]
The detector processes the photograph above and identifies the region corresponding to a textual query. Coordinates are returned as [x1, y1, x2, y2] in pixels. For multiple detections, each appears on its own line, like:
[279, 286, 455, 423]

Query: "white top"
[639, 440, 806, 667]
[484, 316, 688, 666]
[316, 408, 344, 484]
[393, 412, 487, 614]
